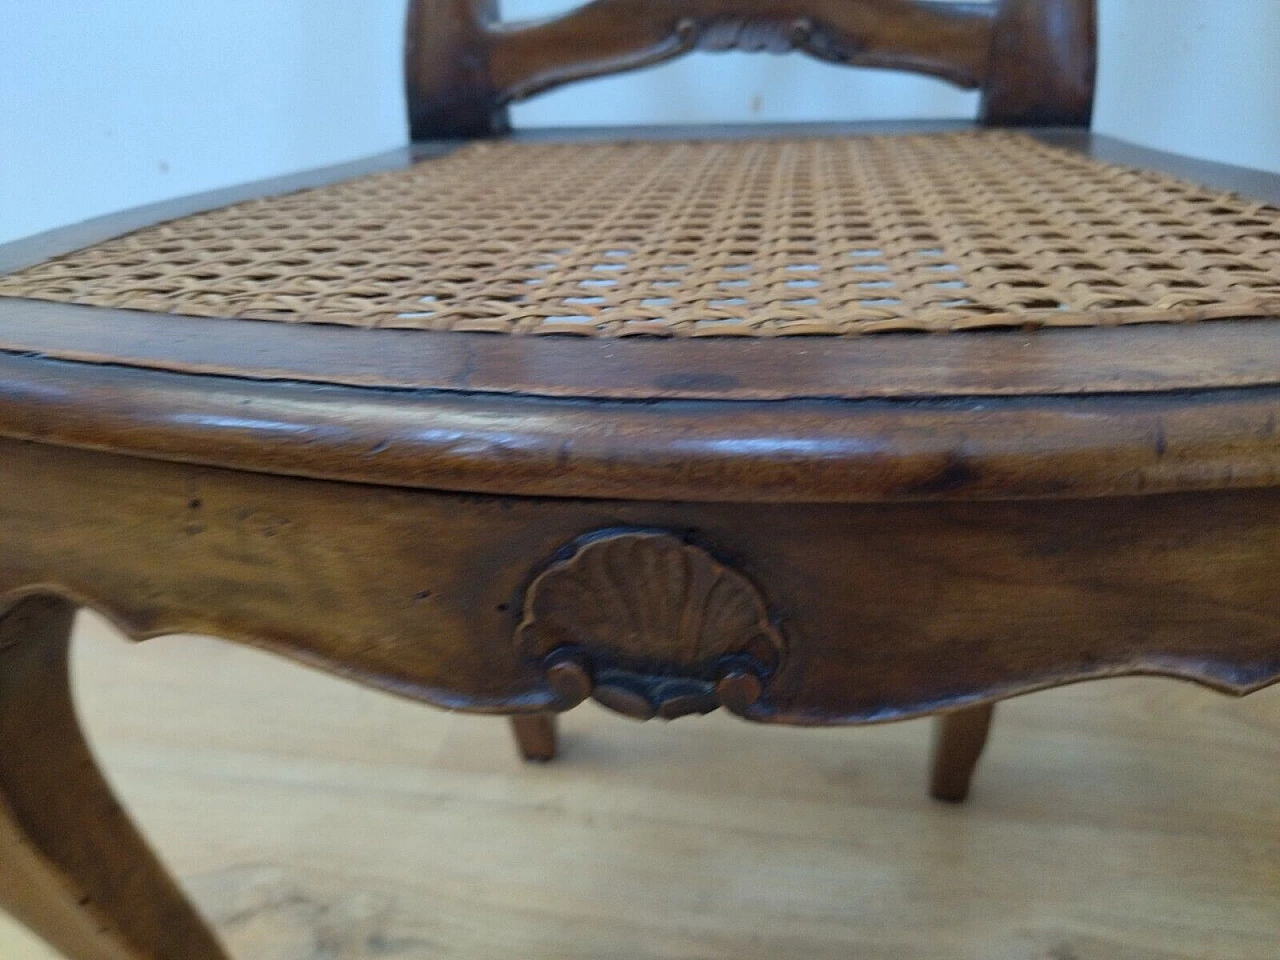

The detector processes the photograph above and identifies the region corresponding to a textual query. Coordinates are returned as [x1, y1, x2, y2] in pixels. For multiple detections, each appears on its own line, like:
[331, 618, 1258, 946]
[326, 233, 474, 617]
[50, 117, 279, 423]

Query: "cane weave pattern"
[4, 132, 1280, 337]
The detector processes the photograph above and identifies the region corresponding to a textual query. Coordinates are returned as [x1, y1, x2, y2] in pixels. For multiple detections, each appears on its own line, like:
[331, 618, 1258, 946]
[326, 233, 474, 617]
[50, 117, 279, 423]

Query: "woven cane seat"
[4, 131, 1280, 339]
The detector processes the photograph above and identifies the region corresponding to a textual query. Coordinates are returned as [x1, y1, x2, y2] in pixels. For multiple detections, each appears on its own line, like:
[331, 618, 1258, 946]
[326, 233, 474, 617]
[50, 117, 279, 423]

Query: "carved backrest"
[406, 0, 1097, 138]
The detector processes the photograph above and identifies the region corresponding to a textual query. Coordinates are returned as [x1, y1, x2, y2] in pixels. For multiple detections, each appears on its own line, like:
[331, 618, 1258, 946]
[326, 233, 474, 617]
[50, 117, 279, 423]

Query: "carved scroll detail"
[488, 0, 998, 108]
[516, 531, 784, 720]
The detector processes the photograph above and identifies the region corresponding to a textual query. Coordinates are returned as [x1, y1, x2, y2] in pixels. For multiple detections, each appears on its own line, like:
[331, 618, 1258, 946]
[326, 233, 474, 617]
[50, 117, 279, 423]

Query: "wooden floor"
[3, 613, 1277, 960]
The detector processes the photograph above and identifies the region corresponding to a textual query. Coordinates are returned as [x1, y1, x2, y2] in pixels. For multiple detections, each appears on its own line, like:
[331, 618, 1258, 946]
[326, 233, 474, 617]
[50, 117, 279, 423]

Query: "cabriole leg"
[0, 595, 229, 960]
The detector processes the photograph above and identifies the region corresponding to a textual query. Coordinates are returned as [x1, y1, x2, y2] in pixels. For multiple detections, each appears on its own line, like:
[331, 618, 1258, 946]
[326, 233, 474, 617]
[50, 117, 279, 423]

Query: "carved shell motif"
[516, 531, 784, 720]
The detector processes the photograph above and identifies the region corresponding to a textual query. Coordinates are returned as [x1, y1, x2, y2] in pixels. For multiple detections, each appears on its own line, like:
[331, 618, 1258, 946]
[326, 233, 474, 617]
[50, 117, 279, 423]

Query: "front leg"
[0, 595, 229, 960]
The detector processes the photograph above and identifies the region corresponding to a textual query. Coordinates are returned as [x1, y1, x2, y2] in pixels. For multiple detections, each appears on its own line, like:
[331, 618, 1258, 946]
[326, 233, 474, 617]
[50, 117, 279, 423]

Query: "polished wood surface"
[6, 354, 1280, 505]
[407, 0, 1096, 137]
[981, 0, 1095, 125]
[2, 616, 1277, 959]
[406, 0, 507, 138]
[3, 439, 1277, 723]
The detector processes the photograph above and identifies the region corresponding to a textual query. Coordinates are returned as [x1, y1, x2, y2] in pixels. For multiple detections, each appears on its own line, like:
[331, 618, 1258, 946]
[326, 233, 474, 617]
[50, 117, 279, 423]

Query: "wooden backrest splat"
[405, 0, 1096, 138]
[406, 0, 509, 138]
[981, 0, 1096, 126]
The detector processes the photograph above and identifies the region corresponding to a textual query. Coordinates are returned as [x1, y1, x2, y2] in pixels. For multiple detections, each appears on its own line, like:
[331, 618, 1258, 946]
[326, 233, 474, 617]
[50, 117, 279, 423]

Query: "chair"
[3, 2, 1280, 957]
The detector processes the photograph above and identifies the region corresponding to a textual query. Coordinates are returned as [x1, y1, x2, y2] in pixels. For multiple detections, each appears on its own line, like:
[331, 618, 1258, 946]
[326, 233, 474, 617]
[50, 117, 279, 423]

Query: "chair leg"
[0, 595, 230, 960]
[929, 703, 996, 803]
[510, 713, 559, 762]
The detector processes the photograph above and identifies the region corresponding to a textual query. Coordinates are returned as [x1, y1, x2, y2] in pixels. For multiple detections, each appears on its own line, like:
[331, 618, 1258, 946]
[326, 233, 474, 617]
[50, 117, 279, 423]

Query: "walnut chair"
[3, 1, 1280, 957]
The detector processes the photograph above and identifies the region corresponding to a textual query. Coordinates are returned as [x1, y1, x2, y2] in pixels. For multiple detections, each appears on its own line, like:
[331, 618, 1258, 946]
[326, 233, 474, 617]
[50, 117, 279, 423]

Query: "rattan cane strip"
[4, 132, 1280, 337]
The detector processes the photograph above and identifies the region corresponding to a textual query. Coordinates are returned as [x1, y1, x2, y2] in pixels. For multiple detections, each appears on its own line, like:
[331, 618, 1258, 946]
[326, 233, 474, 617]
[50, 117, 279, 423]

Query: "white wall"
[1, 0, 407, 243]
[1095, 0, 1280, 176]
[2, 0, 1278, 244]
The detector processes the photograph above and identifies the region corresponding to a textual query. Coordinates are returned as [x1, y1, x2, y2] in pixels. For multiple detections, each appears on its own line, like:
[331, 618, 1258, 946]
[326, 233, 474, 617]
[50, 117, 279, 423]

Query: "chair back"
[406, 0, 1097, 138]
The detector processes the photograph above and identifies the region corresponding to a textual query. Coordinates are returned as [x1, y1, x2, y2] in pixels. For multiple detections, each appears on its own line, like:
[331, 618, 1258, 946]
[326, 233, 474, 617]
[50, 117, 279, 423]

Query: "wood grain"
[6, 353, 1280, 506]
[2, 440, 1277, 725]
[3, 614, 1277, 959]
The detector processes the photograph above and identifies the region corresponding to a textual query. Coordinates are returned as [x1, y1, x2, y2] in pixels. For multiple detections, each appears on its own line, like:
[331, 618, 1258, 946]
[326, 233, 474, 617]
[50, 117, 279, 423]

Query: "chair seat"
[4, 130, 1280, 339]
[2, 127, 1280, 505]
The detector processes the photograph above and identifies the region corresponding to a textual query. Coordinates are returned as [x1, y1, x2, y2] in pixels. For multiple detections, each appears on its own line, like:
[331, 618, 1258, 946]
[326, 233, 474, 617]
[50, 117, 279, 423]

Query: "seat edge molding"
[2, 351, 1279, 504]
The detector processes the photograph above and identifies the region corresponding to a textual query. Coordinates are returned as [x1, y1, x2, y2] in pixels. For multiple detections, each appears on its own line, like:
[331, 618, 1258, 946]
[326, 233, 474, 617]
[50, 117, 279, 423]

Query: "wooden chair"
[3, 2, 1280, 957]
